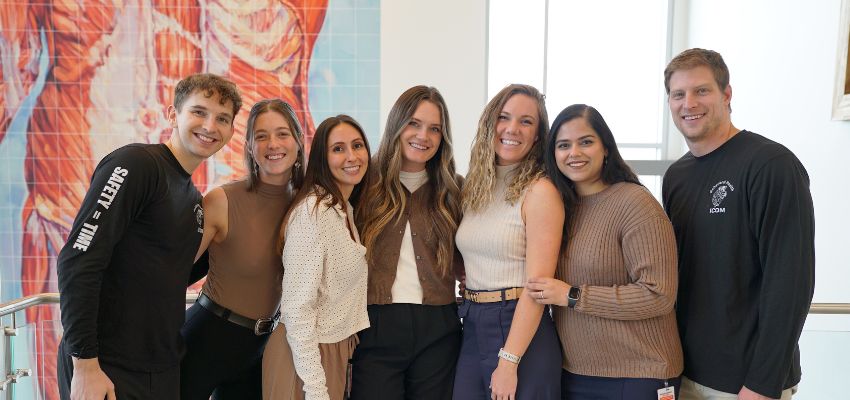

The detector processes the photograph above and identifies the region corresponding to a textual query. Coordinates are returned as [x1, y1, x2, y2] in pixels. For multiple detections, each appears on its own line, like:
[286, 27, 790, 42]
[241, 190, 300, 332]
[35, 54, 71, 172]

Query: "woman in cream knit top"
[453, 84, 564, 400]
[456, 163, 528, 290]
[529, 104, 683, 399]
[279, 115, 372, 400]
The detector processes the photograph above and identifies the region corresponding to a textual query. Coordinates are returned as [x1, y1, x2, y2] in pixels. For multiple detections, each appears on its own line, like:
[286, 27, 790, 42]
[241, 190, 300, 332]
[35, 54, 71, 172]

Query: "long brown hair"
[356, 86, 462, 276]
[278, 115, 372, 249]
[463, 84, 549, 212]
[243, 99, 306, 192]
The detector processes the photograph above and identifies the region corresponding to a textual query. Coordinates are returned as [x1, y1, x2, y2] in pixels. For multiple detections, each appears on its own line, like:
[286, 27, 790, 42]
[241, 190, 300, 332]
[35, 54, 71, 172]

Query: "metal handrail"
[1, 292, 201, 396]
[0, 293, 59, 318]
[0, 292, 848, 396]
[808, 303, 850, 315]
[1, 292, 200, 319]
[2, 292, 849, 318]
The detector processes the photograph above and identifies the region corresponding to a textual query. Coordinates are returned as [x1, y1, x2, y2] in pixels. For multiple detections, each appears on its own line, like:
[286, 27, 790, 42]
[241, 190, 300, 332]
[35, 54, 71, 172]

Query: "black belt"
[197, 292, 279, 336]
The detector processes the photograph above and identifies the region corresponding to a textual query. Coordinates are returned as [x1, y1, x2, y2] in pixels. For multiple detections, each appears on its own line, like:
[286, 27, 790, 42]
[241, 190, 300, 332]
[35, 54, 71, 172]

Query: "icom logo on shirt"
[194, 203, 204, 234]
[709, 180, 734, 214]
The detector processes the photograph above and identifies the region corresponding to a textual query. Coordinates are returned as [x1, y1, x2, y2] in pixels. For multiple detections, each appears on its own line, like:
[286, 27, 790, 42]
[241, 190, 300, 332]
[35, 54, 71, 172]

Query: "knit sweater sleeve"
[575, 191, 678, 320]
[281, 197, 330, 400]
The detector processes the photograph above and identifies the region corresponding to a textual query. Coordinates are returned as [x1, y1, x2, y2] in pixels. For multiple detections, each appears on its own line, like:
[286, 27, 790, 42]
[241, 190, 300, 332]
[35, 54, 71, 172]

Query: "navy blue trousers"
[562, 369, 681, 400]
[452, 299, 561, 399]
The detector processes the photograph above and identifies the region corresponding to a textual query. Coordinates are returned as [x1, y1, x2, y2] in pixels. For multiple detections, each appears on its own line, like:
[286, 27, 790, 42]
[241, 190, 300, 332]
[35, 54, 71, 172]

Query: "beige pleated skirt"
[262, 323, 358, 400]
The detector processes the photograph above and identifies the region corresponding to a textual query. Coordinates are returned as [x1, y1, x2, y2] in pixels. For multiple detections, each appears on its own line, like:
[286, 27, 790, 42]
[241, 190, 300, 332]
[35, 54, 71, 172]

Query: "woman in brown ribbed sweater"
[527, 104, 684, 400]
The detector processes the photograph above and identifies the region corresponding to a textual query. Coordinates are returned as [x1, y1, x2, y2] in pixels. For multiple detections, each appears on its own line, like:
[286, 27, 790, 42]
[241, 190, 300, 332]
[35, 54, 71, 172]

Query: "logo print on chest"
[709, 180, 734, 214]
[194, 204, 204, 233]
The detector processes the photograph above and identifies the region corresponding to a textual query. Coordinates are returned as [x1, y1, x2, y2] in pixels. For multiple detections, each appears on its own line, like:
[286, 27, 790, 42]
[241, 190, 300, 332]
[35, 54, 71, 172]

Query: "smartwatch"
[567, 286, 581, 309]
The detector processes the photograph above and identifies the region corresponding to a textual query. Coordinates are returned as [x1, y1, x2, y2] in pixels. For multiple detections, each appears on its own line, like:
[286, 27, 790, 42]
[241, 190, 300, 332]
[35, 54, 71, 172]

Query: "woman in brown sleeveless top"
[180, 99, 306, 400]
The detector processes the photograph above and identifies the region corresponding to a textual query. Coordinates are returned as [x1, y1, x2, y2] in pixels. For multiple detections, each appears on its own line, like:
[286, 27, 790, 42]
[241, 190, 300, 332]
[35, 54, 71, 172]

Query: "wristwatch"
[498, 348, 521, 364]
[567, 286, 581, 309]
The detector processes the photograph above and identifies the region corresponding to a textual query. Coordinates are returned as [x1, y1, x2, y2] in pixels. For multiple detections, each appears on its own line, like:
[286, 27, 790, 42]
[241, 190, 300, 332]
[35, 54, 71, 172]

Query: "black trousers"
[350, 303, 461, 400]
[58, 339, 180, 400]
[179, 302, 270, 400]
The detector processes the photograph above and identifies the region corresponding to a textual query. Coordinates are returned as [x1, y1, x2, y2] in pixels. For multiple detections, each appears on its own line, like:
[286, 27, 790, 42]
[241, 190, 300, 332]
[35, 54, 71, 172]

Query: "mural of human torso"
[0, 1, 378, 398]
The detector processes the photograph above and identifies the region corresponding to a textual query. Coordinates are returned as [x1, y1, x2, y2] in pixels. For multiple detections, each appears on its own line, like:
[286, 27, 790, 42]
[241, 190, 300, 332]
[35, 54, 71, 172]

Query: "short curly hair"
[173, 73, 242, 118]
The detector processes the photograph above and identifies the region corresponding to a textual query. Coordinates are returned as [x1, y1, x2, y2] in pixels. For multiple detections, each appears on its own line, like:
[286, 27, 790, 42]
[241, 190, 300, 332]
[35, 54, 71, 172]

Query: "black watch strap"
[567, 286, 581, 308]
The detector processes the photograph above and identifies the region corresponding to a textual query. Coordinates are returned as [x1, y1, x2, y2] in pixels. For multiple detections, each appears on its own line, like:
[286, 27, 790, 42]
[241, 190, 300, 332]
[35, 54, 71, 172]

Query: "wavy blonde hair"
[463, 84, 548, 212]
[356, 86, 462, 276]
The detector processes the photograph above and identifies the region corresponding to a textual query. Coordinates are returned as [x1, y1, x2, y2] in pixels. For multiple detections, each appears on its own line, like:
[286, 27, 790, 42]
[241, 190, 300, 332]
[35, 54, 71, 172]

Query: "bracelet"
[498, 348, 521, 364]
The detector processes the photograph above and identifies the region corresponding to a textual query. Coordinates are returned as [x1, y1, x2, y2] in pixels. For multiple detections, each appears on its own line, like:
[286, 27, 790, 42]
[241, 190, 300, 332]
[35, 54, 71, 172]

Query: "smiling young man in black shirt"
[662, 49, 814, 400]
[57, 73, 242, 400]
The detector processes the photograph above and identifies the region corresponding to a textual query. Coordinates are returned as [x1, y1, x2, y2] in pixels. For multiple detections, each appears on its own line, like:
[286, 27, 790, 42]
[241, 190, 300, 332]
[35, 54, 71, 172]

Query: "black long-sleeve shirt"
[57, 143, 203, 371]
[662, 130, 815, 399]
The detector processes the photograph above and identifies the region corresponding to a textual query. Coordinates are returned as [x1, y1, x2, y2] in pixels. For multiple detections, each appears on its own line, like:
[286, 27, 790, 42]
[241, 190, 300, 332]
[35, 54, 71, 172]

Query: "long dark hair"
[278, 115, 372, 248]
[357, 86, 462, 276]
[544, 104, 640, 248]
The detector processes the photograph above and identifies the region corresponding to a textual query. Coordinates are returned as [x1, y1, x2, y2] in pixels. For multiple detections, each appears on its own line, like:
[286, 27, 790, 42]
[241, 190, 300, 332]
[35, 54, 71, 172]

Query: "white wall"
[380, 0, 487, 174]
[381, 0, 849, 317]
[682, 0, 850, 323]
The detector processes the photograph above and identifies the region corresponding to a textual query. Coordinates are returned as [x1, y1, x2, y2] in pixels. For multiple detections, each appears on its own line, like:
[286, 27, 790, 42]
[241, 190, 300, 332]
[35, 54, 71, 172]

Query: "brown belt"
[463, 287, 524, 303]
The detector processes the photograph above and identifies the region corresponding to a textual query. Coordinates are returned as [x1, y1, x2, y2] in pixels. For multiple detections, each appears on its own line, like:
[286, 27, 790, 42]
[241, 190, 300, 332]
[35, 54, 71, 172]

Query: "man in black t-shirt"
[662, 49, 814, 400]
[57, 73, 242, 399]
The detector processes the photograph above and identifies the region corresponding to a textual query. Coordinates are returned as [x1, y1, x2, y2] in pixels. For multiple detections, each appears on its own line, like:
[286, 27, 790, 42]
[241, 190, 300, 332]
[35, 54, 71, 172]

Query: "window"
[488, 0, 678, 198]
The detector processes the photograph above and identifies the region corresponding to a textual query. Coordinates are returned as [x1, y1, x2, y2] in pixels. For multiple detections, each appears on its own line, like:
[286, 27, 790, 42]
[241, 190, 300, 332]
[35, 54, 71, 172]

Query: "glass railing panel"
[796, 327, 850, 399]
[4, 307, 62, 400]
[7, 311, 39, 400]
[37, 318, 62, 400]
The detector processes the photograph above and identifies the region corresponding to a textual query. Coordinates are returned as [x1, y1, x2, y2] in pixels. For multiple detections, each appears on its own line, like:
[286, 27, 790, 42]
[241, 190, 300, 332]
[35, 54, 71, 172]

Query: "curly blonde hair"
[462, 84, 548, 212]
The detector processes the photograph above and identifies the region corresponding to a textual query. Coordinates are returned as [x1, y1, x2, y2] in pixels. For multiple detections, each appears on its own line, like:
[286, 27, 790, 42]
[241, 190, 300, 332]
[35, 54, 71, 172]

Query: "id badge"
[657, 385, 675, 400]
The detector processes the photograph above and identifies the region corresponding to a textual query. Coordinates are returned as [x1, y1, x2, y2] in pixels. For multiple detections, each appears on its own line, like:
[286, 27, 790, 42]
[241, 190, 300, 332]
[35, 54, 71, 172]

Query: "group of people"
[56, 47, 814, 400]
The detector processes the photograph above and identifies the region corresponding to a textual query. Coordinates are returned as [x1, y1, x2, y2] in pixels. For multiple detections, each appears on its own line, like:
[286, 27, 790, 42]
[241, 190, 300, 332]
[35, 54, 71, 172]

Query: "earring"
[294, 161, 301, 169]
[603, 157, 608, 166]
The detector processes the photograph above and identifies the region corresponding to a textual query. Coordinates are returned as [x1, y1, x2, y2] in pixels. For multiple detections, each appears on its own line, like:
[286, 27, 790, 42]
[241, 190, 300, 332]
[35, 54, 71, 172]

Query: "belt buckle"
[254, 317, 275, 336]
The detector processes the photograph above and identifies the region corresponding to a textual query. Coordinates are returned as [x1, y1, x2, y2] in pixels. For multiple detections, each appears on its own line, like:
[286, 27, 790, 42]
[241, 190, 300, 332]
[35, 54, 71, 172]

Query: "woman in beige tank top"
[181, 99, 305, 400]
[453, 84, 565, 399]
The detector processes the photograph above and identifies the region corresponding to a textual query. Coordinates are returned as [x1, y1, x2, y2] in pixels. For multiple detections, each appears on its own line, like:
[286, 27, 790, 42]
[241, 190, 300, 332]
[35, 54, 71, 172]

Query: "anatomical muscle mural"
[0, 1, 379, 398]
